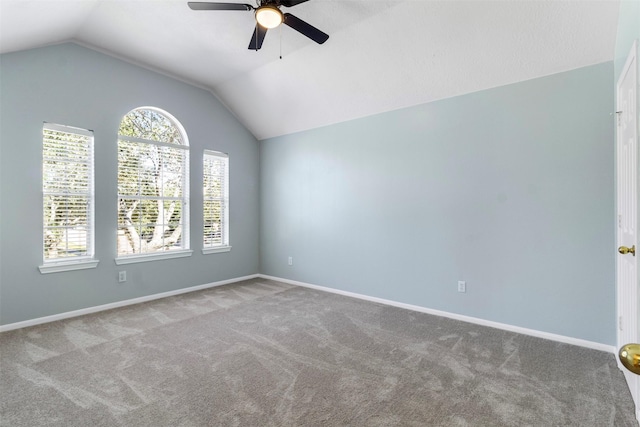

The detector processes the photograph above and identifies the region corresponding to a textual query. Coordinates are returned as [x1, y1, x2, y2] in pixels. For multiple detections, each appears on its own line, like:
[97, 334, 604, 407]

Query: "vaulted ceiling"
[0, 0, 621, 140]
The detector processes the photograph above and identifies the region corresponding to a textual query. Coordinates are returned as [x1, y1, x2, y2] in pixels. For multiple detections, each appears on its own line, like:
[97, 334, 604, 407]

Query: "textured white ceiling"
[0, 0, 621, 140]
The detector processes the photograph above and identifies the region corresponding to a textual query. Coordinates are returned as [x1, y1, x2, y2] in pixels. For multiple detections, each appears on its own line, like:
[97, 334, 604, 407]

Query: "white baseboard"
[0, 274, 260, 333]
[259, 274, 616, 354]
[0, 272, 617, 355]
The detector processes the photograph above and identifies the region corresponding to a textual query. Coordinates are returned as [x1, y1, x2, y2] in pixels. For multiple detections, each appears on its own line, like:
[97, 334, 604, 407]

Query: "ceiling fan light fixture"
[255, 5, 283, 29]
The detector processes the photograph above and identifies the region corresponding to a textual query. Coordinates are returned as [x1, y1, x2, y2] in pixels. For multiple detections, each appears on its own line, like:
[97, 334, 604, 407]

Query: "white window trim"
[42, 123, 97, 271]
[44, 123, 93, 137]
[203, 150, 229, 254]
[39, 259, 100, 274]
[202, 245, 232, 255]
[115, 250, 193, 265]
[119, 134, 185, 149]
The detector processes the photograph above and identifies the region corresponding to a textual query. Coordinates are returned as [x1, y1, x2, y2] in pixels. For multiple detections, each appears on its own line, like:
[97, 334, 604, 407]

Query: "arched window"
[116, 107, 190, 259]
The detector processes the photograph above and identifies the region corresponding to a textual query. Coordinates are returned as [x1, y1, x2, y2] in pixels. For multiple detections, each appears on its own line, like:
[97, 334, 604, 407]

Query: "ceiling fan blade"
[280, 0, 309, 7]
[283, 13, 329, 44]
[188, 2, 253, 11]
[248, 24, 268, 50]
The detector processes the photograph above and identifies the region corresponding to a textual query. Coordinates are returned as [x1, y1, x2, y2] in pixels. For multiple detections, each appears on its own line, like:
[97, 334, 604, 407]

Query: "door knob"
[618, 245, 636, 256]
[619, 344, 640, 375]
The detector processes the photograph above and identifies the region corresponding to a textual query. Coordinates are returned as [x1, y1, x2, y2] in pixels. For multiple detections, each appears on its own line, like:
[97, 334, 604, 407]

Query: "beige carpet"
[0, 278, 637, 426]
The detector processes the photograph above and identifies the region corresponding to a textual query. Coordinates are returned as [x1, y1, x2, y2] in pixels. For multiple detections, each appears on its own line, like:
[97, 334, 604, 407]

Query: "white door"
[617, 39, 639, 420]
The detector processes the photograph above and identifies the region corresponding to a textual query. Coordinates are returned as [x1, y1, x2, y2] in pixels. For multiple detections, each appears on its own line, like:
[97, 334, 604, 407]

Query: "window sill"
[39, 259, 100, 274]
[202, 245, 232, 255]
[115, 250, 193, 265]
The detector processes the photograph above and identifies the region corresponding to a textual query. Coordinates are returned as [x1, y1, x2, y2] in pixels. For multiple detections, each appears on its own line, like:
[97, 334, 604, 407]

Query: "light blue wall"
[0, 43, 260, 325]
[260, 62, 615, 345]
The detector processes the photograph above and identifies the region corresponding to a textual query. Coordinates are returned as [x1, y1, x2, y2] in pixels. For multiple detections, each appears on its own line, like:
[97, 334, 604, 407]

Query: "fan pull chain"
[279, 24, 282, 59]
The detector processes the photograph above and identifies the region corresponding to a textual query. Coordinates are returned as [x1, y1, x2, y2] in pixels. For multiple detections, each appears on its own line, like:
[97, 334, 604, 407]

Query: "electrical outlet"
[457, 281, 466, 293]
[288, 256, 293, 266]
[118, 271, 127, 283]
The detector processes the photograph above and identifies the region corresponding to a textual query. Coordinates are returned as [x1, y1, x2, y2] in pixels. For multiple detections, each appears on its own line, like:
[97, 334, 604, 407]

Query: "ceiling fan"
[188, 1, 329, 51]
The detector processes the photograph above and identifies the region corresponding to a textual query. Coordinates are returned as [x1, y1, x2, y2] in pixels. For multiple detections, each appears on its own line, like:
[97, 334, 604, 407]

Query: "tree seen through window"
[117, 108, 190, 256]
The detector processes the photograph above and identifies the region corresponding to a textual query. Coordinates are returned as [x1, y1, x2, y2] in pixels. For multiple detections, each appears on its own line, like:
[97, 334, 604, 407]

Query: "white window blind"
[203, 150, 229, 251]
[42, 123, 95, 264]
[117, 108, 190, 258]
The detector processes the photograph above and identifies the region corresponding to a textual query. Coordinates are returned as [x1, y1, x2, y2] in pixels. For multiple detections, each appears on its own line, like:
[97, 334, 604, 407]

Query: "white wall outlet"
[118, 271, 127, 283]
[288, 256, 293, 266]
[458, 281, 466, 293]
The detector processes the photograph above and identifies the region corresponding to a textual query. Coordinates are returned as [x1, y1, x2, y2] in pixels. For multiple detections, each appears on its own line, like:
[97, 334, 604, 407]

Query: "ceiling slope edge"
[256, 59, 616, 142]
[1, 39, 260, 141]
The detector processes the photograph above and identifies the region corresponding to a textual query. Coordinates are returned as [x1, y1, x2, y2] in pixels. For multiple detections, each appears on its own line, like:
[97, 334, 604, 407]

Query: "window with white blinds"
[203, 150, 230, 253]
[116, 107, 191, 263]
[41, 123, 97, 273]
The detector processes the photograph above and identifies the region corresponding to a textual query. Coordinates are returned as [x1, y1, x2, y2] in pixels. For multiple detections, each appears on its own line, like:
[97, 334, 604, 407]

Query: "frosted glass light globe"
[256, 6, 283, 29]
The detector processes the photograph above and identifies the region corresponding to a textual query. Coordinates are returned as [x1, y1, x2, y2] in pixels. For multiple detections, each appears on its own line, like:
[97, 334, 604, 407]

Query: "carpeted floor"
[0, 278, 637, 426]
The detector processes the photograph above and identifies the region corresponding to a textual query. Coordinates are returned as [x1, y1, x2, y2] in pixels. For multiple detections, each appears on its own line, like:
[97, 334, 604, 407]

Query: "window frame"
[39, 123, 99, 274]
[202, 150, 231, 255]
[115, 107, 192, 264]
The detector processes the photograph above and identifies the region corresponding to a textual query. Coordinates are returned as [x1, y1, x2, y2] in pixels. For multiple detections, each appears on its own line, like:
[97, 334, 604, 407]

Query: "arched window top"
[119, 107, 188, 146]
